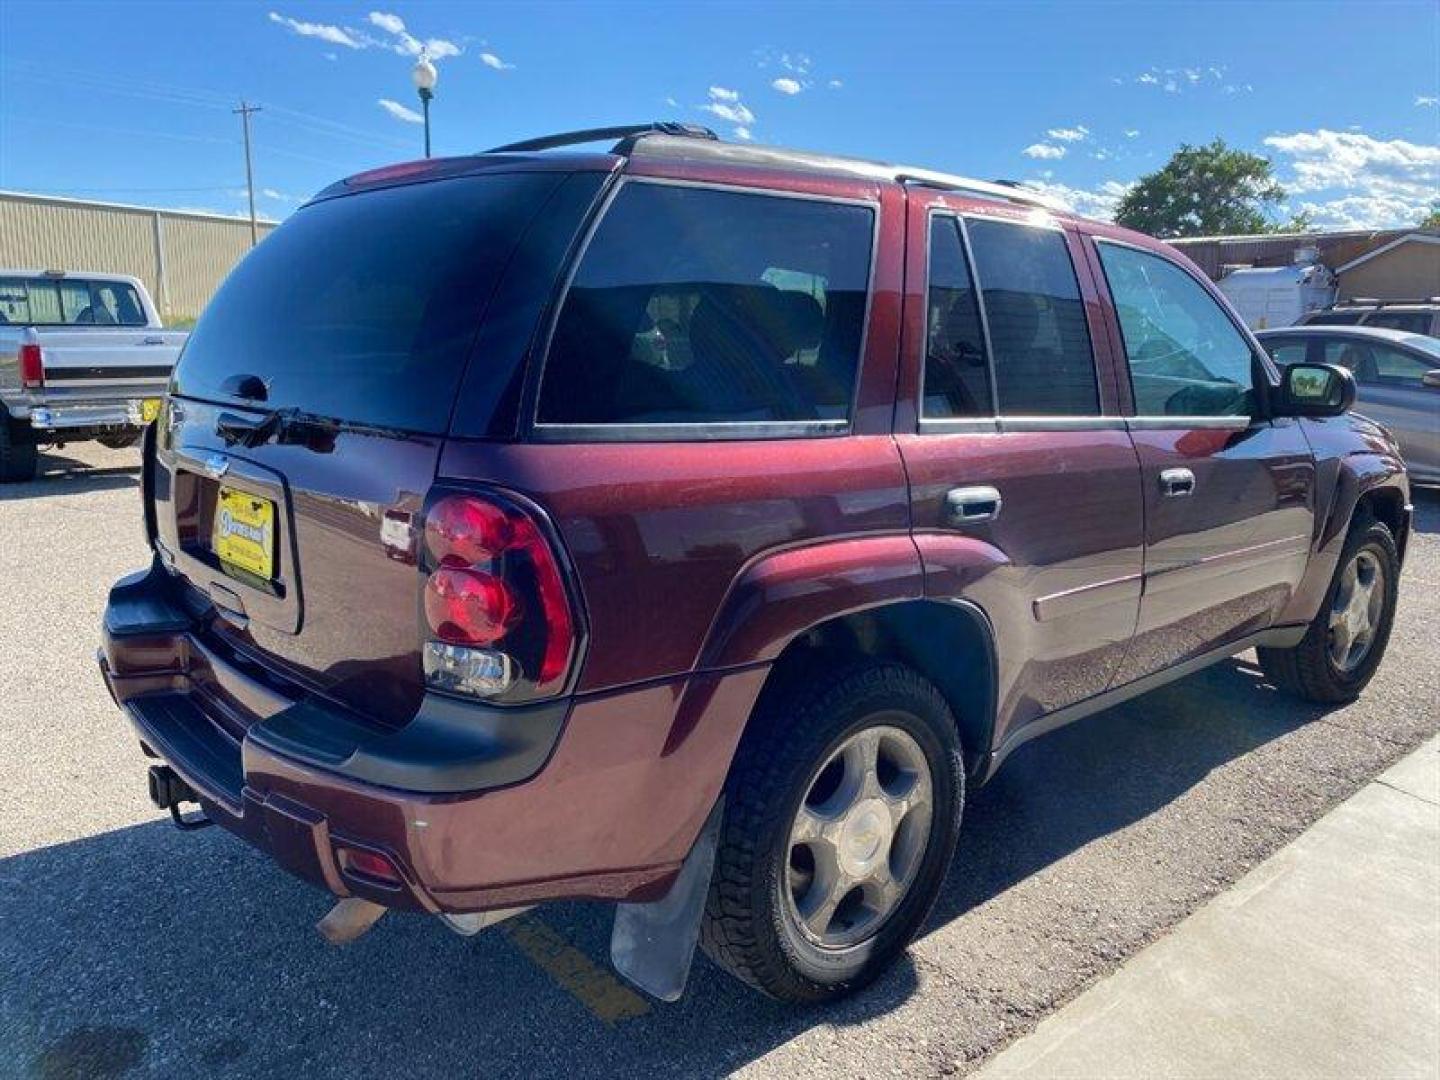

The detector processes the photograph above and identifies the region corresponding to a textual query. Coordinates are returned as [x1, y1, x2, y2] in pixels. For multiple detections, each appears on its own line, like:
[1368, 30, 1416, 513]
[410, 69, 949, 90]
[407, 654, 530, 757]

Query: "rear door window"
[1363, 311, 1431, 335]
[965, 218, 1098, 416]
[173, 171, 578, 435]
[1097, 241, 1256, 417]
[536, 181, 875, 429]
[1262, 338, 1311, 366]
[1323, 338, 1435, 387]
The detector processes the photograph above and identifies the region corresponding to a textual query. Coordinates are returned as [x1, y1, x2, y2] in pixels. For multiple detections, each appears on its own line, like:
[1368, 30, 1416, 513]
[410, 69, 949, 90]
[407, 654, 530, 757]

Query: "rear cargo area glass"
[172, 172, 571, 434]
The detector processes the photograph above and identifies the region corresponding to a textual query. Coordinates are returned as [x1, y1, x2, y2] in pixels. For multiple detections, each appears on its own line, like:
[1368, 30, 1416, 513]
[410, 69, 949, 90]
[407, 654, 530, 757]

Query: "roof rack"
[484, 124, 1063, 213]
[485, 122, 718, 155]
[1344, 297, 1440, 307]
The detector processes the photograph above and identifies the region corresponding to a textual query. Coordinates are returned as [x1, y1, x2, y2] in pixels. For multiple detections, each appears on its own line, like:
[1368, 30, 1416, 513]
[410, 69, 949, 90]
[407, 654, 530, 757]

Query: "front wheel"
[700, 663, 964, 1002]
[1258, 512, 1400, 703]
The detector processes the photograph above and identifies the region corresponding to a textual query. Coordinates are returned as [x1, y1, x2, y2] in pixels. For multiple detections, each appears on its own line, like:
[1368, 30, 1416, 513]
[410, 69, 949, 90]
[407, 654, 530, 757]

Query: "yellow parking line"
[499, 913, 652, 1025]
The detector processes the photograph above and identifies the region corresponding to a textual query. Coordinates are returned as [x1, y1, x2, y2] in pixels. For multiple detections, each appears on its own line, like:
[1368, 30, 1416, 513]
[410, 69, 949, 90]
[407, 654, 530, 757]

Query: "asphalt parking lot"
[3, 443, 1437, 1080]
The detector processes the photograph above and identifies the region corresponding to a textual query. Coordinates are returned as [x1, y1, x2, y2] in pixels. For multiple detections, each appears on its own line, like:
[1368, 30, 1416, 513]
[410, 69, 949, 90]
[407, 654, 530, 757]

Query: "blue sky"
[1, 1, 1435, 230]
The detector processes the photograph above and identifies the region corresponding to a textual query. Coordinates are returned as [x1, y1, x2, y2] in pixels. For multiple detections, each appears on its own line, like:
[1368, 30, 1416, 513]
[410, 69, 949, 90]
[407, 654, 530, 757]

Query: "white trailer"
[1218, 261, 1336, 331]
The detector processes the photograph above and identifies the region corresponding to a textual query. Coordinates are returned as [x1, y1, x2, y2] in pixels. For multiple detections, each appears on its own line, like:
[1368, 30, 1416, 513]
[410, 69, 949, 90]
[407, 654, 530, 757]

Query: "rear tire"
[1257, 511, 1399, 703]
[0, 416, 38, 482]
[700, 662, 964, 1002]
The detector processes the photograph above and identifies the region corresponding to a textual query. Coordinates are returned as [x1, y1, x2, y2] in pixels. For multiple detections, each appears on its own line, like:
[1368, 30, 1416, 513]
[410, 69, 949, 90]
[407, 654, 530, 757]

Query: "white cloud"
[1023, 142, 1067, 160]
[1124, 129, 1140, 139]
[1022, 179, 1133, 220]
[377, 98, 424, 124]
[367, 11, 405, 35]
[268, 12, 361, 49]
[1163, 78, 1179, 93]
[665, 96, 679, 108]
[1263, 128, 1439, 228]
[1416, 95, 1439, 107]
[828, 78, 843, 90]
[479, 51, 513, 70]
[1046, 125, 1089, 142]
[701, 86, 755, 126]
[733, 126, 754, 141]
[1137, 72, 1159, 85]
[772, 77, 803, 95]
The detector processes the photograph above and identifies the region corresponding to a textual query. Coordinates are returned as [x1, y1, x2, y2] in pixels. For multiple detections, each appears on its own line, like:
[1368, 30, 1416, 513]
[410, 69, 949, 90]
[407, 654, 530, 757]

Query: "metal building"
[0, 190, 277, 326]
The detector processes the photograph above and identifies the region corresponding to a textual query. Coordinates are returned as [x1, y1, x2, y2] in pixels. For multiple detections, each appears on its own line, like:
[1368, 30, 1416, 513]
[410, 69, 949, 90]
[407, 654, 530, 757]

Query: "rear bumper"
[28, 400, 145, 432]
[99, 561, 764, 913]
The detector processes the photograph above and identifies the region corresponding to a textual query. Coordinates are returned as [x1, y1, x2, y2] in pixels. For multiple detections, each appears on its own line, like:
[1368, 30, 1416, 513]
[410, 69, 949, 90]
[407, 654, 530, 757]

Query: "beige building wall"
[1337, 240, 1440, 302]
[0, 191, 277, 325]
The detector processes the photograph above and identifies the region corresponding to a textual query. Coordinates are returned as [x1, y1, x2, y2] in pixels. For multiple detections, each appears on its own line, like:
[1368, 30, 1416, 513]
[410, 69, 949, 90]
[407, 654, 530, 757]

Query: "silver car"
[1258, 325, 1440, 484]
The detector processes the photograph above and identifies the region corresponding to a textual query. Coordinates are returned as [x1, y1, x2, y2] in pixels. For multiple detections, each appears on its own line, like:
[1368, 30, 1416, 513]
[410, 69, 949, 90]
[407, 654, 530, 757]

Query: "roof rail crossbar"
[485, 122, 718, 155]
[1344, 297, 1440, 307]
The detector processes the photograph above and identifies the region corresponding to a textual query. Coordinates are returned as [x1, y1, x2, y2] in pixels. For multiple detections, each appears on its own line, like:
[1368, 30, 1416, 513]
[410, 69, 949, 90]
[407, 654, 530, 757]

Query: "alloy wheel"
[1327, 547, 1386, 673]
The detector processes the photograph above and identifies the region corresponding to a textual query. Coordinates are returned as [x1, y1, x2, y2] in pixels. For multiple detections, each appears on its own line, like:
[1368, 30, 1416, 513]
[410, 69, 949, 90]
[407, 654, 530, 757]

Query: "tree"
[1114, 139, 1286, 238]
[1419, 201, 1440, 229]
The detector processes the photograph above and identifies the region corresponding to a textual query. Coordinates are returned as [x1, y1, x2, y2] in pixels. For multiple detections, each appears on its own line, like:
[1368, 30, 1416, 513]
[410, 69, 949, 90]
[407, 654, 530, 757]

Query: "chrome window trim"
[1124, 415, 1252, 431]
[528, 174, 881, 441]
[918, 415, 1129, 435]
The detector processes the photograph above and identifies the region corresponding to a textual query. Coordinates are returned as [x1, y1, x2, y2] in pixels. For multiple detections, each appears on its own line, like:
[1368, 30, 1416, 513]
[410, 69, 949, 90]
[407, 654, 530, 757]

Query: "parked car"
[0, 270, 186, 481]
[99, 124, 1411, 1005]
[1298, 297, 1440, 337]
[1258, 325, 1440, 485]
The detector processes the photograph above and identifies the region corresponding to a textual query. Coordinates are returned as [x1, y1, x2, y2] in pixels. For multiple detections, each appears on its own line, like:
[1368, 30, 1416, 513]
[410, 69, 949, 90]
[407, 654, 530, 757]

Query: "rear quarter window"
[535, 181, 875, 430]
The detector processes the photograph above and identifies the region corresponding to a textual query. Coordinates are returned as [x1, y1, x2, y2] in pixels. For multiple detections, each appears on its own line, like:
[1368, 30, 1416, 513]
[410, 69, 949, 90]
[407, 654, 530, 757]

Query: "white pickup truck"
[1, 271, 187, 481]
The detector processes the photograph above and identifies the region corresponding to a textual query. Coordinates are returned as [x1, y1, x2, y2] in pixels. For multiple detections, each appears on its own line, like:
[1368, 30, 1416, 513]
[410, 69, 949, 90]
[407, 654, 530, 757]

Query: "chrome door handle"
[1160, 468, 1196, 497]
[945, 485, 1002, 525]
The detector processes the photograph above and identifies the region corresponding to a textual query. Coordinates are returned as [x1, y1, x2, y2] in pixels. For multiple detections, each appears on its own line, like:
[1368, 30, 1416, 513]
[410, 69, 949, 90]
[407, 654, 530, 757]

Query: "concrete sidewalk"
[976, 735, 1440, 1080]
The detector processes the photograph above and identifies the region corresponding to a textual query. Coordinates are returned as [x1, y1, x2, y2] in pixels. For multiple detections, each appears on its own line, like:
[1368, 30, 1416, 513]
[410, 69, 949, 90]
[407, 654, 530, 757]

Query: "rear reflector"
[19, 344, 43, 388]
[337, 846, 401, 885]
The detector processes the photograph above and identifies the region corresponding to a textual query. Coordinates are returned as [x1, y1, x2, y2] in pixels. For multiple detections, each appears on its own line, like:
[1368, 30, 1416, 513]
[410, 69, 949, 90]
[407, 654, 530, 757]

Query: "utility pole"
[234, 101, 262, 247]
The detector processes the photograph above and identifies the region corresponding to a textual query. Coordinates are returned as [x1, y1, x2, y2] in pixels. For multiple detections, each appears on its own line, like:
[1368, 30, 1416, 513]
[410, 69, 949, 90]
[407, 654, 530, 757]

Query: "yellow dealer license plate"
[214, 487, 275, 581]
[139, 398, 162, 423]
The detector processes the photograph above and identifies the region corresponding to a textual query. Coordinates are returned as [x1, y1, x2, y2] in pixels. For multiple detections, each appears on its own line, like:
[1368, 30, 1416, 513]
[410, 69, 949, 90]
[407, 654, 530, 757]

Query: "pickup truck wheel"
[1257, 511, 1399, 704]
[0, 417, 38, 482]
[700, 662, 964, 1002]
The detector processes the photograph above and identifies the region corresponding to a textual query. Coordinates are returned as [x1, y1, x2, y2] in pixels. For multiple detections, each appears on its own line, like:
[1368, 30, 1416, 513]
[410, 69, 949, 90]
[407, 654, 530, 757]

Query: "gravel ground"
[2, 443, 1437, 1079]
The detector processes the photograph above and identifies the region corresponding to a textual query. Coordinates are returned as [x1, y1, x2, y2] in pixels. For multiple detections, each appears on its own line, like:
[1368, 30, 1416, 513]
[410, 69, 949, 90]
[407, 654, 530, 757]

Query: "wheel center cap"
[839, 800, 891, 876]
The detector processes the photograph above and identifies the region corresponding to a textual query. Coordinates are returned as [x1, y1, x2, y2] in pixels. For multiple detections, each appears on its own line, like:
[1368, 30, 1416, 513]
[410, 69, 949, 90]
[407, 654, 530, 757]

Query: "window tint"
[0, 277, 146, 326]
[1323, 339, 1435, 386]
[537, 182, 874, 427]
[1364, 311, 1431, 335]
[1098, 243, 1256, 417]
[966, 218, 1096, 416]
[174, 172, 575, 434]
[923, 216, 990, 417]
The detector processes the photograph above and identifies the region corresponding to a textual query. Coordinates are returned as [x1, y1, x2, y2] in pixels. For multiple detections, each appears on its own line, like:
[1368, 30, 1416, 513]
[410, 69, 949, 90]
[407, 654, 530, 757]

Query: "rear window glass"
[0, 277, 146, 326]
[965, 218, 1097, 416]
[172, 172, 573, 434]
[1364, 312, 1431, 335]
[536, 181, 874, 428]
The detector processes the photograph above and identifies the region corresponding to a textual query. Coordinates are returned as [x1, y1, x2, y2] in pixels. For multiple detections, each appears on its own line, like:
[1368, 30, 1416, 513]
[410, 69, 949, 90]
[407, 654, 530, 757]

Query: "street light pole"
[234, 100, 262, 246]
[412, 57, 438, 159]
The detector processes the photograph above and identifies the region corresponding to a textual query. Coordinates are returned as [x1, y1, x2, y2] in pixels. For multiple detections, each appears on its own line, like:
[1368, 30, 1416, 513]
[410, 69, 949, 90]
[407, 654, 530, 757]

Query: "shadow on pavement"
[1, 654, 1345, 1078]
[0, 450, 139, 500]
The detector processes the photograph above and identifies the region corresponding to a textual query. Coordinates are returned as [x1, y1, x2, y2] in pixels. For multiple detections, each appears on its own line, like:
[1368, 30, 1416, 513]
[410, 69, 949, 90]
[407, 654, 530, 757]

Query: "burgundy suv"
[100, 123, 1411, 1004]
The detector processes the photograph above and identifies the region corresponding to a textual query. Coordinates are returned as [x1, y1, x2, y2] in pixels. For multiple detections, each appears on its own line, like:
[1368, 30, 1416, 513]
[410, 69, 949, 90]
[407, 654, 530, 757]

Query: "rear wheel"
[0, 416, 38, 482]
[700, 662, 964, 1002]
[1258, 512, 1399, 703]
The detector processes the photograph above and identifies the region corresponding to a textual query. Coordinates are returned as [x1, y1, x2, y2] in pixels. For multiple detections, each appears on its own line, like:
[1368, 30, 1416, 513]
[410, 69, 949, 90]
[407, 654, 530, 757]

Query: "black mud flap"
[610, 797, 723, 1002]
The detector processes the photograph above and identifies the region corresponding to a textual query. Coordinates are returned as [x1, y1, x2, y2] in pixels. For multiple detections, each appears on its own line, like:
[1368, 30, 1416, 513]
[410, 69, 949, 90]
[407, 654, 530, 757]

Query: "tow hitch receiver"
[147, 765, 213, 831]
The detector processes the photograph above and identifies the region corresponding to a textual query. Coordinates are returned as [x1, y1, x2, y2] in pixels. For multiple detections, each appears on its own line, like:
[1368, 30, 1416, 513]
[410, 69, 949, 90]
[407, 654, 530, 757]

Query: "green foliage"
[1114, 139, 1286, 238]
[1419, 201, 1440, 229]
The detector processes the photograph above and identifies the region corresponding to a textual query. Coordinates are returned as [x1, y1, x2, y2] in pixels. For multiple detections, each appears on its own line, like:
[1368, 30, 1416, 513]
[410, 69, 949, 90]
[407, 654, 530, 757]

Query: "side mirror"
[1423, 369, 1440, 390]
[1280, 362, 1356, 418]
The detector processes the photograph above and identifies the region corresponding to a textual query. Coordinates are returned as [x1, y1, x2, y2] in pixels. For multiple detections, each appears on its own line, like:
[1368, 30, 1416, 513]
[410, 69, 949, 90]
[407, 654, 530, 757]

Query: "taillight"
[419, 490, 582, 702]
[19, 344, 43, 389]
